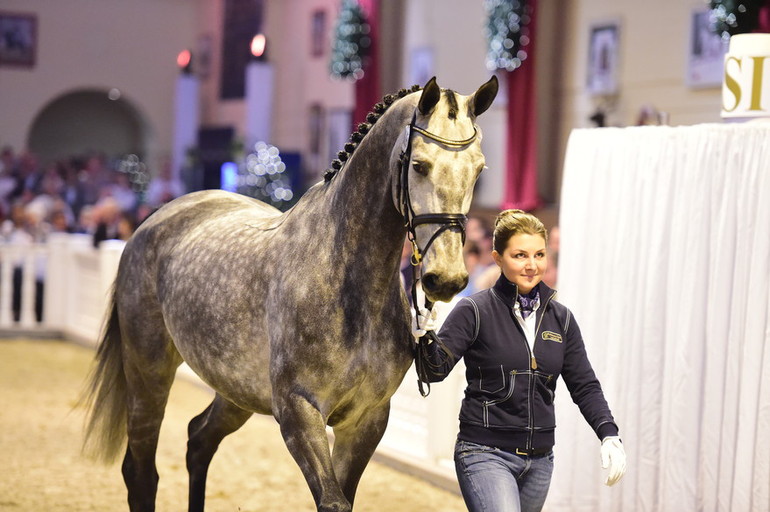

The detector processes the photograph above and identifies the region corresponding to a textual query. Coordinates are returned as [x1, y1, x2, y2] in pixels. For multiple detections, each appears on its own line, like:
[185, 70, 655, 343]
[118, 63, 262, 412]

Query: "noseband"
[398, 110, 477, 266]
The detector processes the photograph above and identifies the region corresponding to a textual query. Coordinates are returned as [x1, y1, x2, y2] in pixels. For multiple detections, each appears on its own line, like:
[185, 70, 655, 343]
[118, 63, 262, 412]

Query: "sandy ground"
[0, 338, 467, 511]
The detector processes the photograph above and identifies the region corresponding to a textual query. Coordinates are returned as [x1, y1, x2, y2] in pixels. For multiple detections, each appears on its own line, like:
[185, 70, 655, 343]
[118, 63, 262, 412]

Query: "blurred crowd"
[0, 145, 185, 322]
[0, 146, 185, 247]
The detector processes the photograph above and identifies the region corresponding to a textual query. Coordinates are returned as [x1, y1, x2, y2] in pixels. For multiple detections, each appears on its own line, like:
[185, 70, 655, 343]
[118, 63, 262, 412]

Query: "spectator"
[92, 197, 121, 247]
[75, 205, 98, 236]
[109, 171, 138, 213]
[78, 154, 108, 207]
[146, 159, 184, 207]
[116, 211, 136, 241]
[464, 216, 497, 293]
[543, 225, 559, 288]
[11, 151, 42, 201]
[0, 146, 17, 212]
[50, 209, 74, 234]
[457, 240, 482, 297]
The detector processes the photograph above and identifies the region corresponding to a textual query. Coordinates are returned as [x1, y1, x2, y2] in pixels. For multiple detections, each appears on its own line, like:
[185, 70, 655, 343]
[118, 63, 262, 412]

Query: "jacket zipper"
[526, 290, 556, 450]
[531, 291, 557, 370]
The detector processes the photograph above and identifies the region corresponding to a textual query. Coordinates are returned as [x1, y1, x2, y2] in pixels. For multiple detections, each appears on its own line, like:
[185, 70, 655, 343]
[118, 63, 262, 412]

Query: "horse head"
[393, 76, 498, 302]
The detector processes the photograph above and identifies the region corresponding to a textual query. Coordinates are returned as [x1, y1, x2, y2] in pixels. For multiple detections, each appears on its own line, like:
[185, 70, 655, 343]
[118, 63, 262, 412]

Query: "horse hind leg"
[120, 322, 182, 511]
[82, 295, 179, 511]
[186, 394, 252, 512]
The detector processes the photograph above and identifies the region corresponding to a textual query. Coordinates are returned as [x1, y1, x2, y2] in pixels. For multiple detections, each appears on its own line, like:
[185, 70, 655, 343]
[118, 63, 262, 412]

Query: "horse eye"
[412, 161, 431, 176]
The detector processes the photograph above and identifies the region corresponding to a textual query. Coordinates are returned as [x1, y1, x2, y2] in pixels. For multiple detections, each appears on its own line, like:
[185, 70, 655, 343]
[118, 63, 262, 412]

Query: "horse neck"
[322, 102, 414, 278]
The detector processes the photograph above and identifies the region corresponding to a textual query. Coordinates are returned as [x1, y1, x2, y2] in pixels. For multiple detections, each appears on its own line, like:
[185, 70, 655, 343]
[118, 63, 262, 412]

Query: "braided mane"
[323, 84, 423, 182]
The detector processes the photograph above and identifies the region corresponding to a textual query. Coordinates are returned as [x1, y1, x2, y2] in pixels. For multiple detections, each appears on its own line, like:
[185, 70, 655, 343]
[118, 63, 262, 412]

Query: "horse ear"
[418, 76, 441, 115]
[472, 75, 499, 117]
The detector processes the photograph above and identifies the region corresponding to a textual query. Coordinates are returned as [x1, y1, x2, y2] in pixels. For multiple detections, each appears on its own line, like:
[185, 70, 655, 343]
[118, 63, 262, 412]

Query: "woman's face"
[493, 233, 547, 294]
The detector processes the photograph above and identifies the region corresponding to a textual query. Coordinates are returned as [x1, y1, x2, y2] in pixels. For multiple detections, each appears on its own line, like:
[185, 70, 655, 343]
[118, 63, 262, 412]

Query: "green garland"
[709, 0, 762, 38]
[484, 0, 531, 71]
[330, 0, 371, 80]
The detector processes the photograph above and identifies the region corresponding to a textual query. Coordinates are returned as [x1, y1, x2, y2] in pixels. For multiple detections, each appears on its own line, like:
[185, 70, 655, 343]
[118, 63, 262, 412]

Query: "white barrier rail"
[0, 233, 124, 342]
[0, 232, 461, 489]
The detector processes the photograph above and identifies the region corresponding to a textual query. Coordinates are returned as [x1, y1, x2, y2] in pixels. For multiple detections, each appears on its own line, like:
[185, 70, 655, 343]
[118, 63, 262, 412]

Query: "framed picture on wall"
[687, 8, 727, 88]
[587, 22, 620, 96]
[311, 9, 326, 57]
[0, 12, 37, 67]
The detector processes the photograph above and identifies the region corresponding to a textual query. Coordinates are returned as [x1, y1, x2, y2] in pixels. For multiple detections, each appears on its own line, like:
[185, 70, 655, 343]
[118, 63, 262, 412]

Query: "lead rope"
[411, 279, 456, 397]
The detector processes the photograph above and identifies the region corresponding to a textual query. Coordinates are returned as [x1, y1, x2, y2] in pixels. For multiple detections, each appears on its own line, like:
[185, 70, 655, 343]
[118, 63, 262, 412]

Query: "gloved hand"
[411, 307, 438, 341]
[600, 436, 626, 486]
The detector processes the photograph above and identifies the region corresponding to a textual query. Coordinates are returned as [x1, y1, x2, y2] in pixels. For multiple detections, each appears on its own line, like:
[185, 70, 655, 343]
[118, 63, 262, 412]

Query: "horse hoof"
[318, 502, 352, 512]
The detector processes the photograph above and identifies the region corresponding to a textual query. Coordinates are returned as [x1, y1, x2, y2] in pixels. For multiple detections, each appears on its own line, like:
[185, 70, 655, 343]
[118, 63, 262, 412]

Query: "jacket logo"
[542, 331, 562, 343]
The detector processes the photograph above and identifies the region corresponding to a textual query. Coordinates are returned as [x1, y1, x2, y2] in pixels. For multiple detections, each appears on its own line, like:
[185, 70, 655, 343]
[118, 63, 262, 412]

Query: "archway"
[27, 89, 148, 163]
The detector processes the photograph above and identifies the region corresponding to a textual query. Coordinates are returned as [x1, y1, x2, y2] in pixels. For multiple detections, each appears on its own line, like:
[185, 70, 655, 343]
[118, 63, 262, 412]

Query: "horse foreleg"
[276, 394, 351, 512]
[331, 403, 390, 506]
[186, 394, 252, 512]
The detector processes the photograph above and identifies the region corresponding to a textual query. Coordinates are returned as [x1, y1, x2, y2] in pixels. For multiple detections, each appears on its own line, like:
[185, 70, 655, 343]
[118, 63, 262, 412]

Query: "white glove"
[600, 436, 626, 486]
[411, 307, 438, 341]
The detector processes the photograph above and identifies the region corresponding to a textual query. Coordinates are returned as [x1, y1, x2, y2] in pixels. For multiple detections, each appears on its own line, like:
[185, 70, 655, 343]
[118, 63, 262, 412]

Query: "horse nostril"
[422, 273, 440, 292]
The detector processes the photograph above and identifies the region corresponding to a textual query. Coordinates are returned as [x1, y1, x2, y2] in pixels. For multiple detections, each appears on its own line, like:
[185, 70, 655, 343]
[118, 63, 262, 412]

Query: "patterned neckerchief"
[517, 287, 540, 319]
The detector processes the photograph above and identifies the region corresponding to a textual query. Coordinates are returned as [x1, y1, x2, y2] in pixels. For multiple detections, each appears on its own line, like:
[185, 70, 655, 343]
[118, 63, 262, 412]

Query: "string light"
[709, 0, 762, 38]
[484, 0, 531, 72]
[329, 0, 371, 80]
[237, 142, 294, 208]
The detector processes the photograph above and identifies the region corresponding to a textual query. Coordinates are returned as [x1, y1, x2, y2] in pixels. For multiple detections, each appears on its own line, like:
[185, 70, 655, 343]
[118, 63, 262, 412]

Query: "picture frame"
[311, 9, 326, 58]
[587, 22, 620, 96]
[687, 8, 728, 88]
[0, 11, 37, 67]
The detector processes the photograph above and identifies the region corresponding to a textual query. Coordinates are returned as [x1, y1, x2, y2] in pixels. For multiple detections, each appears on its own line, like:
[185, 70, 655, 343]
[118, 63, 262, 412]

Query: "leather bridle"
[398, 110, 477, 268]
[398, 110, 478, 397]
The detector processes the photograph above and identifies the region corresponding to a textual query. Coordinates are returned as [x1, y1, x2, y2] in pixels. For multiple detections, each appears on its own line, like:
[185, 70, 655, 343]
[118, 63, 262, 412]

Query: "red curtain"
[502, 0, 540, 212]
[353, 0, 380, 128]
[760, 0, 770, 32]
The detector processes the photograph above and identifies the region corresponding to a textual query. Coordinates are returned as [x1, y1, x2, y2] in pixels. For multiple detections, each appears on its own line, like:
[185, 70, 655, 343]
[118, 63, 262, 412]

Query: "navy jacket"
[418, 275, 619, 452]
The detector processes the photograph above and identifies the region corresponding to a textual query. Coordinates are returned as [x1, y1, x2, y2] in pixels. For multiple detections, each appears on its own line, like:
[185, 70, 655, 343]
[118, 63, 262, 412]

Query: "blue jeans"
[454, 440, 554, 512]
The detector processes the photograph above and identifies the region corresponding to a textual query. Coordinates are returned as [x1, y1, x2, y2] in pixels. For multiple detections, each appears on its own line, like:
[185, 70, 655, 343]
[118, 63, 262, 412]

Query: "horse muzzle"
[421, 270, 469, 302]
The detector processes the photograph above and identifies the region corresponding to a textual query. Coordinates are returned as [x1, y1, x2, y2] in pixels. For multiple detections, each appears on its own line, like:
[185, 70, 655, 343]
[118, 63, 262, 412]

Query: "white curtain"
[547, 123, 770, 512]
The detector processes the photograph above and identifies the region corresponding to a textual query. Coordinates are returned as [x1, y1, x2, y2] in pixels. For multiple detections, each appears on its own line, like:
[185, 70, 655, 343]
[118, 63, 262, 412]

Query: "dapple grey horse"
[82, 76, 498, 511]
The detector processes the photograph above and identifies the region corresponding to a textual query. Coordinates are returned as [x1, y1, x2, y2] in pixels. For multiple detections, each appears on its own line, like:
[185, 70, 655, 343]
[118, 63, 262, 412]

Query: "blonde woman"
[414, 209, 625, 512]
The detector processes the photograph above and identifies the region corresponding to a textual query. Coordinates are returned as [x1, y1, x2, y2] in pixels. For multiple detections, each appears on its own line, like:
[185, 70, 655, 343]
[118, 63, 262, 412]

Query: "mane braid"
[324, 84, 422, 182]
[444, 90, 459, 120]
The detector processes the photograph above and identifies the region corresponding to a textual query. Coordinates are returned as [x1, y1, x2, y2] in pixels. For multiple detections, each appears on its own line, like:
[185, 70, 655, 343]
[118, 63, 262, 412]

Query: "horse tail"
[80, 286, 127, 463]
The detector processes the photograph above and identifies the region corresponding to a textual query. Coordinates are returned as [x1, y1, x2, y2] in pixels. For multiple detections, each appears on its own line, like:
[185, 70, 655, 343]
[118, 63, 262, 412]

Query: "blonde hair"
[492, 209, 547, 254]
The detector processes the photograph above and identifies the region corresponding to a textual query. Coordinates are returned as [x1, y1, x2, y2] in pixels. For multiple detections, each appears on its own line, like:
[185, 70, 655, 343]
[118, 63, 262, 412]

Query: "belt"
[514, 447, 552, 457]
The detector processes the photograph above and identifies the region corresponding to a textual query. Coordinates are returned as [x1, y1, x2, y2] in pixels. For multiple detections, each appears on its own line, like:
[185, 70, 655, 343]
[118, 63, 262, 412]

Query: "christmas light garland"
[709, 0, 762, 38]
[484, 0, 531, 72]
[329, 0, 371, 80]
